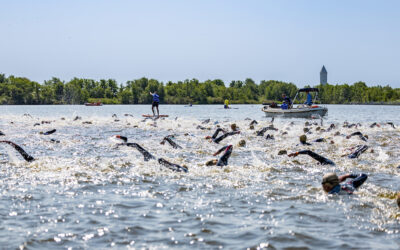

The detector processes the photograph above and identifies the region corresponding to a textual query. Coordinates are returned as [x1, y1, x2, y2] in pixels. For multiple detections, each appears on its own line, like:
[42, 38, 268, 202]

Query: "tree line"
[0, 73, 399, 105]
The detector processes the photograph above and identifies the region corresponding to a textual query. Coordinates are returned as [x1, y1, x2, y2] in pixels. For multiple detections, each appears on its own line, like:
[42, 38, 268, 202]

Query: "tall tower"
[320, 65, 327, 85]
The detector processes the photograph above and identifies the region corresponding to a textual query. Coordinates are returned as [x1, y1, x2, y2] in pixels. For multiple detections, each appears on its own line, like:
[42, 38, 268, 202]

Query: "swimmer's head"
[116, 135, 128, 142]
[238, 139, 246, 147]
[321, 172, 339, 192]
[299, 135, 307, 144]
[231, 123, 237, 131]
[205, 159, 218, 166]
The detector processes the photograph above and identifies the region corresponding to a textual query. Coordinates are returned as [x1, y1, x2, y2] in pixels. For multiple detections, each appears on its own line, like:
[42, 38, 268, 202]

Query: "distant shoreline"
[2, 103, 400, 106]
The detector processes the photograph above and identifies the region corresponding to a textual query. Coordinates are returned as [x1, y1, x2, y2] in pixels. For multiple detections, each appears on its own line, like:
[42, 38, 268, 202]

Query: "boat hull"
[85, 103, 103, 106]
[262, 106, 328, 118]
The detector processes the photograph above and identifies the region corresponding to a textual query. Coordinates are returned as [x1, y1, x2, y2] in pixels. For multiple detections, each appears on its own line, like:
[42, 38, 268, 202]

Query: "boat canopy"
[298, 88, 319, 93]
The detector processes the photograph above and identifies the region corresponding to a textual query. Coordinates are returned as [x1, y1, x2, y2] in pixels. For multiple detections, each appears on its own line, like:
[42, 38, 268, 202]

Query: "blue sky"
[1, 0, 399, 87]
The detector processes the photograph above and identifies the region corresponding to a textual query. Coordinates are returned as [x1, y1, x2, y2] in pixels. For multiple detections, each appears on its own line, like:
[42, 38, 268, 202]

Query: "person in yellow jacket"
[224, 99, 229, 109]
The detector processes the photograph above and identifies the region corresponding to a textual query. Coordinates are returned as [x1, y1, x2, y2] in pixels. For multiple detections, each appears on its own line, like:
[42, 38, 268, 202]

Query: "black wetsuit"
[0, 140, 35, 162]
[211, 128, 225, 139]
[210, 128, 240, 143]
[214, 131, 240, 143]
[348, 145, 368, 159]
[297, 150, 334, 165]
[327, 124, 336, 131]
[250, 120, 258, 126]
[119, 142, 187, 172]
[123, 143, 155, 161]
[347, 132, 367, 142]
[216, 145, 233, 167]
[43, 129, 56, 135]
[370, 122, 379, 128]
[161, 136, 182, 149]
[256, 127, 268, 136]
[257, 126, 277, 136]
[387, 122, 395, 129]
[158, 158, 188, 172]
[265, 134, 274, 140]
[329, 174, 368, 194]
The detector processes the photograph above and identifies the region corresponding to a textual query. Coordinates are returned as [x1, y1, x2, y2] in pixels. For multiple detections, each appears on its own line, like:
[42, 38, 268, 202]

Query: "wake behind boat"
[262, 88, 328, 118]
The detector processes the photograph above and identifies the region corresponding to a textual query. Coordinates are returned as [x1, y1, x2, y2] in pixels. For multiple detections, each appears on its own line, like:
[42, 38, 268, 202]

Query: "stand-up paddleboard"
[142, 114, 169, 118]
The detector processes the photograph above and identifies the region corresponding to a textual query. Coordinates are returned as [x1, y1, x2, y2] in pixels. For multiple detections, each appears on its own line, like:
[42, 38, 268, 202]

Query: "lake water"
[0, 104, 399, 249]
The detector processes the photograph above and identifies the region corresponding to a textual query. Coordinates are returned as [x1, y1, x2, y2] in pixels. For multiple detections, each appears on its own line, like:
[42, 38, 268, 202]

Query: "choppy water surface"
[1, 104, 400, 249]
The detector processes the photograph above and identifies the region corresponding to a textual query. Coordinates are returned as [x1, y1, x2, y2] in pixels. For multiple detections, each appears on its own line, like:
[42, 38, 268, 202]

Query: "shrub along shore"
[1, 73, 399, 105]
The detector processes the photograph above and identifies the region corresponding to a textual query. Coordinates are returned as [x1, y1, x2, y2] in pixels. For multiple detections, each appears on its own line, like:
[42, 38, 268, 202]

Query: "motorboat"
[261, 88, 328, 118]
[84, 102, 103, 106]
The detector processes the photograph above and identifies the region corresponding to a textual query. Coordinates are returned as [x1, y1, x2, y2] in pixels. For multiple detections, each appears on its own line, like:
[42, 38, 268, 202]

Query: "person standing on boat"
[305, 91, 312, 106]
[150, 91, 160, 117]
[281, 94, 292, 109]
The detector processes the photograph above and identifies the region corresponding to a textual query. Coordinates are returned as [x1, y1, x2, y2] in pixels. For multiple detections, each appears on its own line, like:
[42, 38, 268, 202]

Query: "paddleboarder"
[150, 91, 160, 117]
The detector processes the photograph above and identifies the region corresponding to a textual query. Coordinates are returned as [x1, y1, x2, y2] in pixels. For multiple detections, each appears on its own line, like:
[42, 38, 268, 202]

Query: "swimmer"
[299, 135, 312, 145]
[347, 145, 368, 159]
[265, 134, 274, 140]
[121, 142, 156, 161]
[40, 129, 56, 135]
[370, 122, 380, 128]
[387, 122, 395, 129]
[116, 139, 187, 172]
[346, 131, 368, 142]
[321, 172, 368, 195]
[115, 135, 128, 143]
[347, 123, 358, 129]
[206, 145, 233, 167]
[288, 150, 335, 165]
[158, 158, 188, 172]
[327, 123, 336, 131]
[256, 126, 277, 136]
[202, 118, 211, 124]
[197, 125, 207, 130]
[231, 123, 238, 131]
[0, 131, 4, 136]
[160, 136, 182, 149]
[206, 128, 240, 144]
[249, 120, 258, 126]
[0, 140, 35, 162]
[256, 128, 268, 136]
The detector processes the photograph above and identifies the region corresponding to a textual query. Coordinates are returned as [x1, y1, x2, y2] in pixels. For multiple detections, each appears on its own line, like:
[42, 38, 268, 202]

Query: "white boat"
[261, 88, 328, 118]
